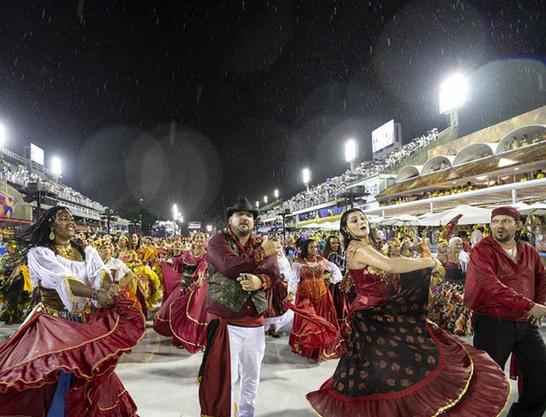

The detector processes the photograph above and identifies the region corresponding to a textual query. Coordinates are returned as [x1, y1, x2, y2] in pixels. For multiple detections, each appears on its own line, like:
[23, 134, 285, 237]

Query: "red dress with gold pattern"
[153, 252, 208, 353]
[307, 263, 510, 417]
[288, 258, 342, 361]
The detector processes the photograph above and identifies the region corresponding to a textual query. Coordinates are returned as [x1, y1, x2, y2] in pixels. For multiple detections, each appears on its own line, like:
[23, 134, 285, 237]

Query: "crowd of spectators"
[0, 160, 105, 214]
[503, 131, 546, 151]
[263, 129, 440, 218]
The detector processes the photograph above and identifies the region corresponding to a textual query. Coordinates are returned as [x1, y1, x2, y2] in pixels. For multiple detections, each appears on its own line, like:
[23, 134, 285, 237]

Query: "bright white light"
[345, 139, 357, 163]
[206, 224, 213, 232]
[255, 201, 260, 208]
[302, 168, 311, 185]
[263, 195, 268, 204]
[172, 203, 179, 219]
[439, 73, 469, 114]
[273, 189, 279, 199]
[0, 124, 6, 148]
[51, 156, 62, 176]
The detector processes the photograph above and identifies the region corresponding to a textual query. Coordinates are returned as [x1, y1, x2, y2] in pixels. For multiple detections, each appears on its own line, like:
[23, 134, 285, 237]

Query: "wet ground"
[1, 321, 544, 417]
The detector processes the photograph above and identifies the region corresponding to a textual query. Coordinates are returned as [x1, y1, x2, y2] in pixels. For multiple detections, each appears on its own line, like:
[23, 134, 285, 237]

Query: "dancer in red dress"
[287, 238, 343, 361]
[0, 206, 144, 417]
[307, 208, 510, 417]
[153, 232, 208, 352]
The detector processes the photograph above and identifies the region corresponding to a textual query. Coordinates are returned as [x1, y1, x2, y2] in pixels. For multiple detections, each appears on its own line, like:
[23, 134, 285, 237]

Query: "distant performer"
[465, 206, 546, 417]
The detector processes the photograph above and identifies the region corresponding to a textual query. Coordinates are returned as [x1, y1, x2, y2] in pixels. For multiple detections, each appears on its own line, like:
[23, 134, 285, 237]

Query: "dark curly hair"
[299, 238, 318, 260]
[18, 206, 86, 259]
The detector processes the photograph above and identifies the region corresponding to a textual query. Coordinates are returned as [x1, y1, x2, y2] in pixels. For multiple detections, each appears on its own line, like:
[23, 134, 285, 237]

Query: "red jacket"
[464, 236, 546, 321]
[206, 230, 279, 325]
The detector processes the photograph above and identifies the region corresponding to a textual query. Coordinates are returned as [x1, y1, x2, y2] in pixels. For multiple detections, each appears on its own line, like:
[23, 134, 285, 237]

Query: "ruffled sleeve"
[27, 247, 79, 312]
[288, 262, 302, 295]
[323, 258, 343, 284]
[84, 246, 111, 289]
[277, 254, 293, 283]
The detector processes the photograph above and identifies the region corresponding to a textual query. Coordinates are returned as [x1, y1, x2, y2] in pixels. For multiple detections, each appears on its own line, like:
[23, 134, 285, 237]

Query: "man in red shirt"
[465, 206, 546, 417]
[198, 197, 280, 417]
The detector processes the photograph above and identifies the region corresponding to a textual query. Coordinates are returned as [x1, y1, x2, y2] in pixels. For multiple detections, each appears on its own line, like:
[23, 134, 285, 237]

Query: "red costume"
[307, 241, 510, 417]
[198, 227, 280, 417]
[288, 257, 342, 360]
[465, 236, 546, 320]
[153, 251, 208, 353]
[0, 293, 145, 417]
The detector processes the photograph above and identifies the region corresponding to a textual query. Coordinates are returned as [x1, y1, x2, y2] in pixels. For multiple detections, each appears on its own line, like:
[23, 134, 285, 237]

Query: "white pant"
[228, 325, 265, 417]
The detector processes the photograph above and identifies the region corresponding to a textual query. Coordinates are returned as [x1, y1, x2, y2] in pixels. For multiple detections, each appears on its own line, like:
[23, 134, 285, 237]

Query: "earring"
[49, 230, 55, 241]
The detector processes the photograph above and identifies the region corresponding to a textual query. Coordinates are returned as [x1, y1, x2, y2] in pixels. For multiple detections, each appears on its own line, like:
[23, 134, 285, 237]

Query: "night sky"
[1, 1, 546, 223]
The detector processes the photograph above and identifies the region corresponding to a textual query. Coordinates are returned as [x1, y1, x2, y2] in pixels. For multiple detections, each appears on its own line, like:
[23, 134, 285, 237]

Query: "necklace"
[54, 244, 75, 260]
[191, 248, 206, 258]
[503, 246, 518, 259]
[303, 256, 322, 278]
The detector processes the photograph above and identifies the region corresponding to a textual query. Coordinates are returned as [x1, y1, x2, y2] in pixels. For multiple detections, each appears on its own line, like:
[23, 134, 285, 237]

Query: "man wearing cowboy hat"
[198, 196, 280, 417]
[465, 206, 546, 417]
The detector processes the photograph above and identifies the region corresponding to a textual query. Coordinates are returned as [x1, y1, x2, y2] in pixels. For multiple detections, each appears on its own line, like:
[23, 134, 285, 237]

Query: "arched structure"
[421, 156, 454, 176]
[497, 125, 546, 153]
[396, 165, 422, 183]
[453, 143, 497, 166]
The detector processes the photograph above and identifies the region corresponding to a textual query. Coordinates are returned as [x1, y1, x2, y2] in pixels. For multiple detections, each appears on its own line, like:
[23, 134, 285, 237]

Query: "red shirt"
[206, 230, 279, 326]
[464, 236, 546, 321]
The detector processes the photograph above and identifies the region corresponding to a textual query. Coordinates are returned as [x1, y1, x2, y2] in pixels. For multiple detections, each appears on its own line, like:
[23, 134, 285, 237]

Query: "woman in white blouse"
[0, 207, 144, 417]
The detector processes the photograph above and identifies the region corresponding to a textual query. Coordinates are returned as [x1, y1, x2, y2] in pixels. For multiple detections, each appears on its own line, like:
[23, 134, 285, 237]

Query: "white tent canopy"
[380, 214, 421, 226]
[419, 205, 492, 226]
[512, 202, 546, 215]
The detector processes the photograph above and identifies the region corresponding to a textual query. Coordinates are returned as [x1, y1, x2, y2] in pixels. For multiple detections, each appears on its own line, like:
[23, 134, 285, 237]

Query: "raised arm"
[350, 244, 435, 274]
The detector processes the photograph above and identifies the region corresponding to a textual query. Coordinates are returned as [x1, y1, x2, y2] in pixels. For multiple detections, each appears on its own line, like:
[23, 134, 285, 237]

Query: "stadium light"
[345, 139, 357, 170]
[274, 189, 280, 199]
[172, 203, 179, 219]
[439, 73, 469, 114]
[51, 156, 63, 176]
[263, 195, 268, 204]
[0, 123, 6, 148]
[302, 168, 311, 192]
[255, 200, 260, 209]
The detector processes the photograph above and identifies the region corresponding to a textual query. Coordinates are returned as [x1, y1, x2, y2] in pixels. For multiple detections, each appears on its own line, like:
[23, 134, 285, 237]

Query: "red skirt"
[0, 294, 145, 417]
[160, 262, 183, 304]
[153, 281, 208, 353]
[306, 269, 510, 417]
[288, 291, 341, 361]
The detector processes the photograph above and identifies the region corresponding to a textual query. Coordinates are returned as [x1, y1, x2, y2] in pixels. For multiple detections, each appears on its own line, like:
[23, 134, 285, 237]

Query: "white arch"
[395, 165, 422, 183]
[421, 155, 455, 175]
[497, 125, 546, 153]
[453, 143, 497, 166]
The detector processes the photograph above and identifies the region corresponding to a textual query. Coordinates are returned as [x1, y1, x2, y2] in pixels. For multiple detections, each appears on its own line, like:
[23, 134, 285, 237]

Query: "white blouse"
[104, 257, 131, 283]
[288, 258, 342, 295]
[276, 253, 293, 282]
[28, 245, 110, 312]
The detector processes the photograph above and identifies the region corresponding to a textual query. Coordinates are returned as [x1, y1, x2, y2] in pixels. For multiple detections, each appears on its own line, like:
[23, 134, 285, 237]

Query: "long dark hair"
[299, 238, 317, 260]
[19, 206, 86, 259]
[323, 235, 342, 258]
[340, 208, 381, 251]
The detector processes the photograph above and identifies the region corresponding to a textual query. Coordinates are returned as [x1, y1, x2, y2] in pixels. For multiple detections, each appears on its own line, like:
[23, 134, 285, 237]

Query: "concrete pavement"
[1, 321, 545, 417]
